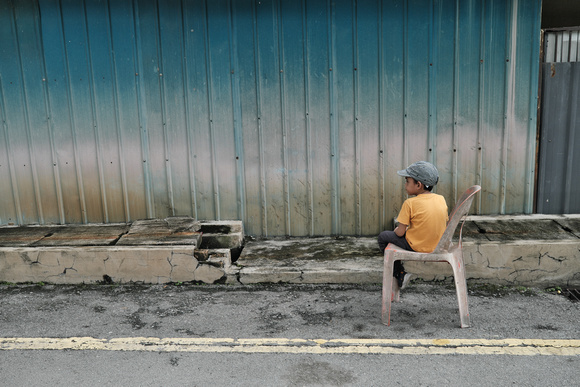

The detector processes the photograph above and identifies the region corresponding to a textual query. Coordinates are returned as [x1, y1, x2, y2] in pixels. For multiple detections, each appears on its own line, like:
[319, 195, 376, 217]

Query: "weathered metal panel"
[545, 29, 580, 63]
[0, 0, 542, 236]
[537, 62, 580, 213]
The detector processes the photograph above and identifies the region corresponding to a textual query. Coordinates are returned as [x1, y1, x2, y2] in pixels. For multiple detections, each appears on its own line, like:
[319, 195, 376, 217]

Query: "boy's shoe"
[395, 270, 406, 288]
[400, 273, 413, 289]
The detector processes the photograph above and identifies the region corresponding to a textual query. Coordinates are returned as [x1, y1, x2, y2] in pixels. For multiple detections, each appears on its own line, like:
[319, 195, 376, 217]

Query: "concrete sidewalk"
[0, 215, 579, 287]
[237, 215, 580, 287]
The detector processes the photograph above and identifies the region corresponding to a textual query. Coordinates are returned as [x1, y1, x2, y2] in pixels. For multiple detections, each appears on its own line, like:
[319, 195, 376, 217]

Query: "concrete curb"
[236, 215, 580, 287]
[0, 218, 244, 285]
[1, 215, 579, 287]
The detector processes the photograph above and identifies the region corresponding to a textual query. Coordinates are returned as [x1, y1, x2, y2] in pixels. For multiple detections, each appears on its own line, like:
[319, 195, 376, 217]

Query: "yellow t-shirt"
[396, 193, 448, 253]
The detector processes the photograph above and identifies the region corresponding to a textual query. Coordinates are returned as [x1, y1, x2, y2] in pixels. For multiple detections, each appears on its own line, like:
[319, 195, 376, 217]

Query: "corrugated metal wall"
[537, 28, 580, 213]
[544, 29, 580, 63]
[0, 0, 542, 236]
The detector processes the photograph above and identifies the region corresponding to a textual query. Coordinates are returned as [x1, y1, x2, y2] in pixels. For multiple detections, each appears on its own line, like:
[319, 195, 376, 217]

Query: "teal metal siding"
[0, 0, 542, 236]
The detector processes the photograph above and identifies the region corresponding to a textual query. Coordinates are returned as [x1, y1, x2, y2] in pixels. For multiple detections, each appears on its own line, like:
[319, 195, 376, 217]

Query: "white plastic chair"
[381, 185, 481, 328]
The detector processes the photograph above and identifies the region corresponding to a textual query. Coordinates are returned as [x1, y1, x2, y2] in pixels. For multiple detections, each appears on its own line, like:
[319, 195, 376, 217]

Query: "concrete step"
[0, 218, 243, 285]
[236, 215, 580, 287]
[198, 220, 244, 262]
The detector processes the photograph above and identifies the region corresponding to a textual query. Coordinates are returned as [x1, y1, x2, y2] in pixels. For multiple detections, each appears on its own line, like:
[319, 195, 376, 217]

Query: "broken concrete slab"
[0, 226, 65, 247]
[0, 218, 244, 285]
[32, 224, 130, 246]
[199, 220, 243, 234]
[198, 220, 244, 261]
[464, 219, 574, 241]
[553, 216, 580, 238]
[195, 248, 239, 284]
[117, 217, 202, 246]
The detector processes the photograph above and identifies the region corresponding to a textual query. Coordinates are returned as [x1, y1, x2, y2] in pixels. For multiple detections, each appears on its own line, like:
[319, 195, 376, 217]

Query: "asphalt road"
[1, 282, 578, 386]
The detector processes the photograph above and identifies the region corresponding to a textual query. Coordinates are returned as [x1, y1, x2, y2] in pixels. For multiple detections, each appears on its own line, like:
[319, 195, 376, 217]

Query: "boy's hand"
[394, 223, 408, 237]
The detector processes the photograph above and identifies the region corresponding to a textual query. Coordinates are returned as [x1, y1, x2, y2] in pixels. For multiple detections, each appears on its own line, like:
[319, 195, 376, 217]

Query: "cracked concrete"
[237, 215, 580, 287]
[0, 218, 243, 285]
[1, 215, 579, 286]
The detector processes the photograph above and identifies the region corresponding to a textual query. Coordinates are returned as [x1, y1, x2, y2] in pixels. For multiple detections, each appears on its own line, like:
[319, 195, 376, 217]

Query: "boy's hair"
[411, 178, 434, 192]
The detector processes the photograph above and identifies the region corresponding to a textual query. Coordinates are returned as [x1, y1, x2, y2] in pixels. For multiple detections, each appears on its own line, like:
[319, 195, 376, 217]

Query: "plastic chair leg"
[381, 252, 394, 326]
[450, 252, 470, 328]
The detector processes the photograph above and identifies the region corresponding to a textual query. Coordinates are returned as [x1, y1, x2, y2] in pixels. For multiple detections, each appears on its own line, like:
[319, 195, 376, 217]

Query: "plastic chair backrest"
[432, 185, 481, 253]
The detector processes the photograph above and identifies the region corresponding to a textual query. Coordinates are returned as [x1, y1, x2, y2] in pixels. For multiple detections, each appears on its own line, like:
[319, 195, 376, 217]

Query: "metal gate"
[537, 28, 580, 213]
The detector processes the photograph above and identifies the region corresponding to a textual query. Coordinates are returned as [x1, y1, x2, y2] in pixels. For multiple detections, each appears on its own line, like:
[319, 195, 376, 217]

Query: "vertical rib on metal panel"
[476, 0, 485, 212]
[377, 0, 384, 231]
[500, 0, 517, 214]
[203, 0, 220, 220]
[155, 0, 176, 216]
[327, 0, 340, 234]
[0, 80, 23, 224]
[252, 0, 265, 235]
[49, 2, 89, 223]
[13, 5, 44, 224]
[251, 0, 267, 236]
[180, 1, 197, 220]
[132, 0, 154, 219]
[106, 0, 130, 221]
[83, 1, 110, 223]
[402, 0, 409, 190]
[524, 0, 541, 213]
[428, 0, 437, 168]
[302, 0, 314, 235]
[38, 10, 66, 224]
[451, 0, 459, 202]
[352, 0, 360, 235]
[382, 0, 405, 227]
[229, 0, 246, 224]
[42, 83, 66, 224]
[276, 0, 290, 235]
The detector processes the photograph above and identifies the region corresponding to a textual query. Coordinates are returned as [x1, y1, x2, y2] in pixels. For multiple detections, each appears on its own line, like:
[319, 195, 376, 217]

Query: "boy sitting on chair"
[378, 161, 448, 289]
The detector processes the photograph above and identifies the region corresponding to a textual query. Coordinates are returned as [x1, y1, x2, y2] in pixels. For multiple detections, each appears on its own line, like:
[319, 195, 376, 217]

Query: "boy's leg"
[378, 230, 413, 287]
[378, 230, 412, 251]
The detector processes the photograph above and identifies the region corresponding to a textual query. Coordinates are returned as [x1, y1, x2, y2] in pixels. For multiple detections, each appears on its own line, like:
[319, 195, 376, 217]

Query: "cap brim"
[397, 169, 411, 177]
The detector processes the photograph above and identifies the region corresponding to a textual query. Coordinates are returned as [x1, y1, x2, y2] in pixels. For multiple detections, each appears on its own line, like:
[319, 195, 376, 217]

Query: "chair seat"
[384, 244, 457, 262]
[381, 185, 481, 329]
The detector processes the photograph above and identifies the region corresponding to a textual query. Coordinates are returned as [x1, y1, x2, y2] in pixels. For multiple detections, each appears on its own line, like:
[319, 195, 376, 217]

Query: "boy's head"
[397, 161, 439, 191]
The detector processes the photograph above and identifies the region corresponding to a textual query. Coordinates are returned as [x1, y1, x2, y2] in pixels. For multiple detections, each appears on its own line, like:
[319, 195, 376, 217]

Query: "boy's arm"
[394, 223, 408, 237]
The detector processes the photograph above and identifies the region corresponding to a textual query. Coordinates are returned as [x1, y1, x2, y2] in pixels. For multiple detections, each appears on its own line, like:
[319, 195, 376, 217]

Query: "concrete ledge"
[0, 246, 199, 284]
[0, 218, 244, 285]
[237, 215, 580, 287]
[237, 237, 381, 285]
[1, 215, 578, 286]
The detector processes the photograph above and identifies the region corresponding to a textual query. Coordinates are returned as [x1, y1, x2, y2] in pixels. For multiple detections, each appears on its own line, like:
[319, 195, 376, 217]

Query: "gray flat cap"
[397, 161, 439, 187]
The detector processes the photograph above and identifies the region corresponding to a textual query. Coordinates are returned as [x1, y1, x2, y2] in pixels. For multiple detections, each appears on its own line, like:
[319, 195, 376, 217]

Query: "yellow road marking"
[1, 337, 579, 356]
